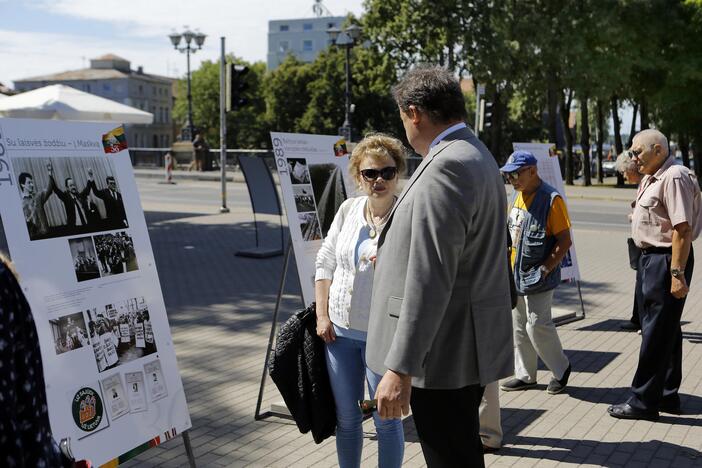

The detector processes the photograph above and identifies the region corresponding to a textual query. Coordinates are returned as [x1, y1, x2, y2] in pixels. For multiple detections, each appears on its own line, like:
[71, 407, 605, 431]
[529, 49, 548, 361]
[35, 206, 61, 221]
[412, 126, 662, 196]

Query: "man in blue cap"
[499, 150, 573, 394]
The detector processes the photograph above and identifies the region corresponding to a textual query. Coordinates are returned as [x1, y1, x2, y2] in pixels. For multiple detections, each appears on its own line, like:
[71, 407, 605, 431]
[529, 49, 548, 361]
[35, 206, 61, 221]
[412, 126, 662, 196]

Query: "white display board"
[270, 132, 355, 305]
[512, 142, 581, 281]
[0, 118, 191, 466]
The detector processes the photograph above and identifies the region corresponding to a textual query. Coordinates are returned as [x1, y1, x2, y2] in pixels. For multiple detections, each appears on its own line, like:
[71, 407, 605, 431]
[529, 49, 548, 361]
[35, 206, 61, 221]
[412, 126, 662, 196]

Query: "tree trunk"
[640, 96, 649, 130]
[680, 133, 690, 168]
[626, 103, 638, 148]
[489, 90, 503, 163]
[581, 96, 591, 186]
[560, 89, 575, 185]
[547, 73, 559, 146]
[611, 95, 625, 186]
[693, 135, 702, 181]
[596, 99, 605, 183]
[446, 33, 455, 72]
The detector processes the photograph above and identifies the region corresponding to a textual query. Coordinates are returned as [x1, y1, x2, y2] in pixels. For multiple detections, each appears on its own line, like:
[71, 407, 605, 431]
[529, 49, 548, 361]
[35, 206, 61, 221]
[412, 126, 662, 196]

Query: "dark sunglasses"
[505, 167, 531, 181]
[627, 144, 655, 159]
[627, 148, 643, 158]
[360, 166, 398, 181]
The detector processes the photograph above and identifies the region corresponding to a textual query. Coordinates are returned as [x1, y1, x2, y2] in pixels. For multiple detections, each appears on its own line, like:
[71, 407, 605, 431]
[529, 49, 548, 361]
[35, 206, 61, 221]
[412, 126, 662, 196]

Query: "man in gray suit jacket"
[366, 67, 514, 467]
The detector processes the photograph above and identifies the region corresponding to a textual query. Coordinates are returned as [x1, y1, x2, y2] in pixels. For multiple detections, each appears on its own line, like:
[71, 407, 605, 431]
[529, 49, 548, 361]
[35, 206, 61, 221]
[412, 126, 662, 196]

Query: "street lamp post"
[168, 27, 206, 141]
[327, 24, 362, 142]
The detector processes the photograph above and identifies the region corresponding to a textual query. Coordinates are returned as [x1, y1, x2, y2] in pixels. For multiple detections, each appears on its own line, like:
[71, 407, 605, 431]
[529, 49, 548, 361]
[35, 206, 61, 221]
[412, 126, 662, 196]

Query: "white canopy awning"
[0, 84, 153, 124]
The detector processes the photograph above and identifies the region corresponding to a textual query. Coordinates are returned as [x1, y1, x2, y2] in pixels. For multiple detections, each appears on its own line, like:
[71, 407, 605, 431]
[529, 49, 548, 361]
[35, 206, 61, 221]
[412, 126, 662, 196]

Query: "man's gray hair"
[391, 67, 467, 124]
[615, 151, 638, 174]
[632, 129, 669, 158]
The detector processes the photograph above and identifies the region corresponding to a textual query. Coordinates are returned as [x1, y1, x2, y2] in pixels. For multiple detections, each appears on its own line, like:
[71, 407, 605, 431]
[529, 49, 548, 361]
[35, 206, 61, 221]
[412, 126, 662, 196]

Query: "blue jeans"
[325, 336, 404, 468]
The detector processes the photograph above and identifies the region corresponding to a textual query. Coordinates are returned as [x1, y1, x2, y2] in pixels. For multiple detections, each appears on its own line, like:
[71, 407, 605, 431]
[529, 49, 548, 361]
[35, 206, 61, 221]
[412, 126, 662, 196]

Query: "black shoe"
[500, 378, 537, 392]
[659, 399, 682, 415]
[547, 364, 571, 394]
[607, 403, 659, 421]
[620, 321, 640, 331]
[482, 444, 500, 454]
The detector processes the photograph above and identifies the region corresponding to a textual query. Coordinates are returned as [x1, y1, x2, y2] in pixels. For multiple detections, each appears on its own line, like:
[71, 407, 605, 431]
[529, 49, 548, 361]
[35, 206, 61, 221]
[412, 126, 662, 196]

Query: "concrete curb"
[133, 168, 637, 202]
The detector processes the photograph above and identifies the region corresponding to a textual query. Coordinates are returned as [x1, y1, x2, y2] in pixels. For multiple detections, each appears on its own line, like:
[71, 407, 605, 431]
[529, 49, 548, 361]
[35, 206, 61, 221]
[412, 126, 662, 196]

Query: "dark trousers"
[411, 384, 485, 468]
[629, 292, 640, 326]
[629, 249, 694, 411]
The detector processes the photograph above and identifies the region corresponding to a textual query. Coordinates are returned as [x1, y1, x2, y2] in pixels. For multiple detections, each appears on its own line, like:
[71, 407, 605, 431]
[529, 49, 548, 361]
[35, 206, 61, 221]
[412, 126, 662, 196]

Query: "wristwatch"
[671, 268, 684, 279]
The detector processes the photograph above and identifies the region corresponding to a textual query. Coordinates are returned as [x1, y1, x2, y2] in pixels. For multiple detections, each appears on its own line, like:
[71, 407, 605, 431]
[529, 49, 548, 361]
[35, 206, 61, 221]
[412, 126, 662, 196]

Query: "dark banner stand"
[236, 154, 284, 258]
[254, 239, 298, 421]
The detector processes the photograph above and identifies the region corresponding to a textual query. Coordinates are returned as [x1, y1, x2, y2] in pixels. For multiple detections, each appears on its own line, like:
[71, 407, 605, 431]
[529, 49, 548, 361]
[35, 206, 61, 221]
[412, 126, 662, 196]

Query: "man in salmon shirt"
[608, 129, 701, 421]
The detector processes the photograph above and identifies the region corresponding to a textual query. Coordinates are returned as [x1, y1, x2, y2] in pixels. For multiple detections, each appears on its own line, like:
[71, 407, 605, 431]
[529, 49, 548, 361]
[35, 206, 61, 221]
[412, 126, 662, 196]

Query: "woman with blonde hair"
[315, 134, 406, 467]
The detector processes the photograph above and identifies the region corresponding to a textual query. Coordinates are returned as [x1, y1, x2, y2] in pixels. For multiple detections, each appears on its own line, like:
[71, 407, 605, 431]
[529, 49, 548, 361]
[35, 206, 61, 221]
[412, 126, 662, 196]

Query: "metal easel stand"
[553, 279, 587, 327]
[254, 239, 296, 421]
[181, 430, 198, 468]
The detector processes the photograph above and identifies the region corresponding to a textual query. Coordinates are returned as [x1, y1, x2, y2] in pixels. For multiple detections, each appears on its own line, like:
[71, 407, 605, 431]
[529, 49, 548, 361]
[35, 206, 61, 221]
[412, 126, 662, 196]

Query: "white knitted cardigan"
[314, 196, 378, 332]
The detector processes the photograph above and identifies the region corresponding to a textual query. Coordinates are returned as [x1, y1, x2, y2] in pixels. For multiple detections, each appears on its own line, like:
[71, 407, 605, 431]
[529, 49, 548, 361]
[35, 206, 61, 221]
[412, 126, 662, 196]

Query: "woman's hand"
[316, 315, 336, 343]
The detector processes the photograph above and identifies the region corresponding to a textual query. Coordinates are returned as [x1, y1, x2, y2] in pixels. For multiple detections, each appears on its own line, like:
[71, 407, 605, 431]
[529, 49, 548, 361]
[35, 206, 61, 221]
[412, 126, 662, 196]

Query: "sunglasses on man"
[504, 167, 532, 181]
[627, 144, 656, 159]
[360, 166, 398, 182]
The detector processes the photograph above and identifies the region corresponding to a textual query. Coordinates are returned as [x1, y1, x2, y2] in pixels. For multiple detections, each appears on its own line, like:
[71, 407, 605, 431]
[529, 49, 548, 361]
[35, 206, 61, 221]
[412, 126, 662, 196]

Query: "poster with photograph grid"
[0, 118, 191, 466]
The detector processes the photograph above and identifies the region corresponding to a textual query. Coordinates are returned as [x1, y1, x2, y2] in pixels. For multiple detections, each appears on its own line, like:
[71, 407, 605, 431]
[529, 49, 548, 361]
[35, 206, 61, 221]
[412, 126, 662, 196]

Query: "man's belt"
[640, 246, 672, 255]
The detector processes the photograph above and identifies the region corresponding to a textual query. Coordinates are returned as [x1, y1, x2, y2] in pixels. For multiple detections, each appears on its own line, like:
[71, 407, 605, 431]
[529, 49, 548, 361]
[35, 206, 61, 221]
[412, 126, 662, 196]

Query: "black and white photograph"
[287, 158, 310, 184]
[309, 163, 348, 237]
[50, 311, 90, 355]
[69, 236, 101, 282]
[93, 231, 139, 277]
[298, 212, 322, 242]
[86, 297, 157, 373]
[293, 185, 316, 213]
[13, 156, 129, 241]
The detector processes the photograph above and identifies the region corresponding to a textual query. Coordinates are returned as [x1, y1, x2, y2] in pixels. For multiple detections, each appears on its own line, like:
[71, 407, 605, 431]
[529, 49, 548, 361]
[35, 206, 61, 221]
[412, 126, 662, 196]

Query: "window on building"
[279, 24, 289, 31]
[327, 22, 336, 28]
[85, 84, 91, 92]
[103, 83, 111, 92]
[303, 23, 313, 31]
[279, 41, 290, 53]
[138, 84, 143, 94]
[303, 40, 313, 52]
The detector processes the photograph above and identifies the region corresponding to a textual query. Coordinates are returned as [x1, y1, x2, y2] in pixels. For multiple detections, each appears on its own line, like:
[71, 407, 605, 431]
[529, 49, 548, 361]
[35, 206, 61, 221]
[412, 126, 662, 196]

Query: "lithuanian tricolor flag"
[102, 126, 128, 154]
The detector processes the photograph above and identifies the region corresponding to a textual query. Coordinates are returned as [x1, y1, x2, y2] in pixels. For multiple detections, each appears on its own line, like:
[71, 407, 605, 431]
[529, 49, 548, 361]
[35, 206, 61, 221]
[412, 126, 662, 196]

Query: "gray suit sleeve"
[384, 160, 471, 377]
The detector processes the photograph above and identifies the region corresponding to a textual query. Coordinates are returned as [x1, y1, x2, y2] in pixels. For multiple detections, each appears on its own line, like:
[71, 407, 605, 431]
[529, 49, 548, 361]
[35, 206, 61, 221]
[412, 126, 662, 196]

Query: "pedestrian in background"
[314, 134, 406, 468]
[190, 132, 208, 172]
[500, 151, 572, 395]
[609, 129, 701, 421]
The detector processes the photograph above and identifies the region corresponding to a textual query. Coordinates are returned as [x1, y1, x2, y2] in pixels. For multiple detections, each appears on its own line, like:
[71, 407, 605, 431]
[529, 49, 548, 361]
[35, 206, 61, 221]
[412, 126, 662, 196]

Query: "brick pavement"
[112, 179, 702, 467]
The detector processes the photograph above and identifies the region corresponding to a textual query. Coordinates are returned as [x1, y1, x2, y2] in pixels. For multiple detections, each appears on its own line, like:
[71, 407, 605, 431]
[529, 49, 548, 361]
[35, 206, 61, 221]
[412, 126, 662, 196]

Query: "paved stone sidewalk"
[117, 180, 701, 468]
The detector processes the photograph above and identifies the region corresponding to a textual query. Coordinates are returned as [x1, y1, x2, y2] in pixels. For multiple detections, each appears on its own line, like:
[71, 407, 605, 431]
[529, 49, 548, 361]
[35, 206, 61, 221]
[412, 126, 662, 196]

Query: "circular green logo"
[72, 387, 104, 432]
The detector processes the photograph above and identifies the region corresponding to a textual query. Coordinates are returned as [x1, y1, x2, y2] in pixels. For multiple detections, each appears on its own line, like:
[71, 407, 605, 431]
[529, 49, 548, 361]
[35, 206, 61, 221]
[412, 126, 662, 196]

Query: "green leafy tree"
[263, 55, 315, 133]
[173, 56, 267, 148]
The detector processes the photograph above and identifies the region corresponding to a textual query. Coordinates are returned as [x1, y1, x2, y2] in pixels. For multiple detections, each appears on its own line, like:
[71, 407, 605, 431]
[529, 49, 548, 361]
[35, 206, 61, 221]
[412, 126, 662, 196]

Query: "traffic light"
[478, 100, 493, 132]
[226, 63, 249, 112]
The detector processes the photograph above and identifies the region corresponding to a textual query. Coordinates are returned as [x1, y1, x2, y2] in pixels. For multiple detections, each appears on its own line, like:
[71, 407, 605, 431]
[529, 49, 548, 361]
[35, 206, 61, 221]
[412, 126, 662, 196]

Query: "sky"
[0, 0, 365, 86]
[1, 0, 635, 135]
